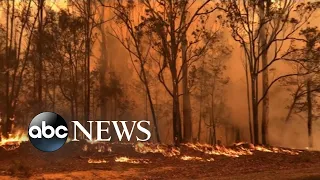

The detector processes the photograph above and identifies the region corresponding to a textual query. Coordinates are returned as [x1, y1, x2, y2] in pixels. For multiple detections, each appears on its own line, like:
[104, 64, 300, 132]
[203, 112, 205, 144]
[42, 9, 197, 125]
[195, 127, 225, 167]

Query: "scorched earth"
[0, 133, 319, 180]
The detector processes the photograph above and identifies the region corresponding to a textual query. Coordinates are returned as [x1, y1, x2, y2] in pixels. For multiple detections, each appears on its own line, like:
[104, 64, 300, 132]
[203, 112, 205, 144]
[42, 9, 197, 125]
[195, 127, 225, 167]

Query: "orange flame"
[82, 143, 112, 153]
[184, 143, 253, 158]
[88, 158, 108, 164]
[0, 130, 29, 151]
[115, 156, 151, 164]
[134, 142, 180, 157]
[180, 155, 214, 162]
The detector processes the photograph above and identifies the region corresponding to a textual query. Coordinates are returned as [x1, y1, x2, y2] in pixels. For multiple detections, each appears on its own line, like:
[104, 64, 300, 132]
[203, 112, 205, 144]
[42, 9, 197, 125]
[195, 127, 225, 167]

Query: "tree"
[221, 0, 320, 144]
[43, 10, 88, 121]
[189, 37, 231, 144]
[99, 0, 217, 145]
[106, 1, 161, 142]
[282, 27, 320, 148]
[0, 0, 39, 135]
[36, 0, 45, 113]
[136, 0, 216, 145]
[96, 2, 108, 121]
[180, 0, 192, 143]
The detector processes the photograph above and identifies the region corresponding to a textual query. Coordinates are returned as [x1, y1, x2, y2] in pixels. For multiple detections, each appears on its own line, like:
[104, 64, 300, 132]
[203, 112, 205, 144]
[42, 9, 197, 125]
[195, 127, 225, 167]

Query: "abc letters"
[29, 121, 68, 139]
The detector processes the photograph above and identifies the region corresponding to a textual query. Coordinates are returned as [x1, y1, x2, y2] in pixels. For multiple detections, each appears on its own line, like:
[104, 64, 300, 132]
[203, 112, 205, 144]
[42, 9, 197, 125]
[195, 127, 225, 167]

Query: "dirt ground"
[0, 142, 320, 180]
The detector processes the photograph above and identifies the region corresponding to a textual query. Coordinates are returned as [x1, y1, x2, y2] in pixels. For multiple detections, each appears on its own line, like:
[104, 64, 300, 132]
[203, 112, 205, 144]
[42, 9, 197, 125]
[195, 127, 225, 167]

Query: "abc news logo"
[28, 112, 151, 152]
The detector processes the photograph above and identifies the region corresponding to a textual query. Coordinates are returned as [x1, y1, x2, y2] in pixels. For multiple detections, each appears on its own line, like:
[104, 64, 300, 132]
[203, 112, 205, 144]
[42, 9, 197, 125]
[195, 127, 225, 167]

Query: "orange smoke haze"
[0, 0, 319, 149]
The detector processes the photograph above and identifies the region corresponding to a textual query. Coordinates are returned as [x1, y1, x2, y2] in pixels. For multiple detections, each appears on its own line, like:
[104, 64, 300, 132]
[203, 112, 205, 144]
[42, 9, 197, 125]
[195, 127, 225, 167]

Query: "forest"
[0, 0, 320, 149]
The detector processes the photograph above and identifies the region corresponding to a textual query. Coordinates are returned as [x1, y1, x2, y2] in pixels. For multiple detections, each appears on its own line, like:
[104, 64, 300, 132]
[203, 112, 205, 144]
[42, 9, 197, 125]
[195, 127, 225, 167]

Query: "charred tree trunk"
[306, 80, 313, 148]
[4, 0, 10, 136]
[285, 86, 301, 123]
[244, 55, 253, 143]
[197, 60, 205, 142]
[37, 0, 44, 112]
[169, 0, 182, 146]
[99, 8, 107, 121]
[252, 77, 259, 144]
[172, 79, 182, 146]
[84, 0, 91, 128]
[182, 24, 192, 143]
[181, 0, 192, 143]
[142, 74, 161, 143]
[5, 0, 15, 135]
[259, 0, 269, 146]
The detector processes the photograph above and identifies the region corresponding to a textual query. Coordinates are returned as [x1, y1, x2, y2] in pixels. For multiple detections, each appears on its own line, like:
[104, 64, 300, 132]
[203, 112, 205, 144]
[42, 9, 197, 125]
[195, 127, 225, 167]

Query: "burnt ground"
[0, 141, 320, 180]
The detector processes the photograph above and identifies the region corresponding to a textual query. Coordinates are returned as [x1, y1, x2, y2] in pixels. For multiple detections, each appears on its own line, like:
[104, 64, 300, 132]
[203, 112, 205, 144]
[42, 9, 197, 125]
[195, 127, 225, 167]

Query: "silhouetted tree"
[282, 27, 320, 148]
[220, 0, 320, 145]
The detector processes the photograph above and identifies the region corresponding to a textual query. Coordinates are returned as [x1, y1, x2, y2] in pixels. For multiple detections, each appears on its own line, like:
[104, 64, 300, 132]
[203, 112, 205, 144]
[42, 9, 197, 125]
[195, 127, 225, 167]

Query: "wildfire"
[134, 142, 180, 157]
[88, 158, 108, 164]
[82, 143, 112, 153]
[0, 130, 29, 151]
[180, 155, 214, 162]
[95, 144, 112, 153]
[115, 156, 151, 164]
[184, 143, 253, 158]
[254, 146, 300, 155]
[83, 144, 88, 151]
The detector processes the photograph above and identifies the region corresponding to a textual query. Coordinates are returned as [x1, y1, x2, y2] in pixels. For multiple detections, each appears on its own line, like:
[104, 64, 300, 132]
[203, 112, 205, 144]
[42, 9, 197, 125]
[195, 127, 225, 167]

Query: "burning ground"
[0, 135, 320, 180]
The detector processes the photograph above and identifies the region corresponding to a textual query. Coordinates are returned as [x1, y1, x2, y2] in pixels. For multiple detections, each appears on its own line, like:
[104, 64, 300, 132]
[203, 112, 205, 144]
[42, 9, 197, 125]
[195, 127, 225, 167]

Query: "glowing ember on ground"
[184, 143, 300, 157]
[83, 144, 88, 152]
[0, 130, 29, 151]
[254, 146, 300, 155]
[88, 158, 108, 164]
[115, 156, 151, 164]
[82, 143, 112, 153]
[134, 142, 180, 157]
[180, 155, 214, 162]
[95, 144, 112, 153]
[184, 143, 253, 158]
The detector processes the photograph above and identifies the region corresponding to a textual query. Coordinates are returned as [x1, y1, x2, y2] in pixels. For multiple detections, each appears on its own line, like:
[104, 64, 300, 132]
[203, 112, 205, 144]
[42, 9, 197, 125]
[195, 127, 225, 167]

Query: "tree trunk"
[5, 0, 16, 135]
[4, 0, 10, 136]
[306, 80, 313, 148]
[197, 60, 205, 142]
[285, 86, 300, 123]
[135, 41, 161, 142]
[143, 72, 161, 143]
[252, 77, 259, 144]
[85, 0, 91, 123]
[172, 82, 182, 146]
[259, 1, 269, 145]
[182, 11, 192, 143]
[37, 0, 44, 112]
[244, 51, 253, 143]
[99, 6, 107, 120]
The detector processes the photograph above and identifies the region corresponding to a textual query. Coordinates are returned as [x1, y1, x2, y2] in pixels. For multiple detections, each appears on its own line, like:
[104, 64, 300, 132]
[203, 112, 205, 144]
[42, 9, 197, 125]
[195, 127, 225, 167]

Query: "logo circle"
[28, 112, 68, 152]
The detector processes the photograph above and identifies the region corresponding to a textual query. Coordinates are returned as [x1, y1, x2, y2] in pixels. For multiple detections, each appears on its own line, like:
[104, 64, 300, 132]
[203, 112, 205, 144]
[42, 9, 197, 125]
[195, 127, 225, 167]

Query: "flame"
[95, 144, 112, 153]
[180, 155, 214, 162]
[184, 143, 300, 157]
[115, 156, 151, 164]
[0, 130, 29, 151]
[134, 142, 180, 157]
[184, 143, 253, 158]
[82, 144, 88, 152]
[82, 143, 112, 153]
[254, 146, 300, 155]
[88, 158, 108, 164]
[66, 137, 72, 143]
[254, 145, 273, 152]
